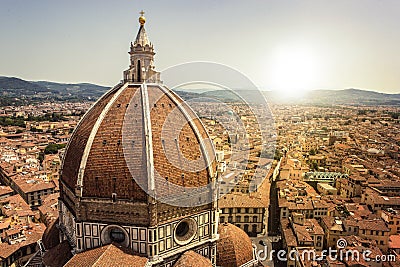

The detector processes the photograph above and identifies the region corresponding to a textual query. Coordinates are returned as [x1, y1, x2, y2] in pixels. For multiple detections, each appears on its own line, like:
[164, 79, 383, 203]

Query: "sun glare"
[269, 46, 320, 98]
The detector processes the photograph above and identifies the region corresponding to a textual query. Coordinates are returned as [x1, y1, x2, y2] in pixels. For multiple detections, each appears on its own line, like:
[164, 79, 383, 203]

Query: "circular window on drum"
[100, 225, 129, 247]
[174, 218, 197, 246]
[110, 228, 126, 243]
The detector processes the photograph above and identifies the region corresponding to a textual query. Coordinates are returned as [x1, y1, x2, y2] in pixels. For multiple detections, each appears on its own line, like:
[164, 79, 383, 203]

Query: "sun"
[268, 46, 320, 98]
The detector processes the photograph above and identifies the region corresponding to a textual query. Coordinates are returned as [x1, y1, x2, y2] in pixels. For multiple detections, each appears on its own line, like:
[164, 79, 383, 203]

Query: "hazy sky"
[1, 0, 399, 93]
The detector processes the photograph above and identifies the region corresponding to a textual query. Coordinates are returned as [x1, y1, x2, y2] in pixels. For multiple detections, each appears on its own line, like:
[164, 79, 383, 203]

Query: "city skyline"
[1, 0, 400, 94]
[0, 5, 399, 266]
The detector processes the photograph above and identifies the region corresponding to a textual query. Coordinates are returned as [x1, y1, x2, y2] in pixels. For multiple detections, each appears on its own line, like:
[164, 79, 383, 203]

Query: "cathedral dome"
[61, 82, 216, 213]
[173, 251, 212, 267]
[57, 12, 219, 264]
[59, 12, 215, 210]
[216, 223, 255, 267]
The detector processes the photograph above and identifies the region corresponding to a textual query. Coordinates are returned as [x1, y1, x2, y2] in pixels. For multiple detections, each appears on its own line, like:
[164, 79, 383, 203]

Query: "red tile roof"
[64, 244, 148, 267]
[173, 250, 212, 267]
[42, 240, 73, 267]
[217, 223, 254, 267]
[389, 235, 400, 249]
[219, 193, 265, 208]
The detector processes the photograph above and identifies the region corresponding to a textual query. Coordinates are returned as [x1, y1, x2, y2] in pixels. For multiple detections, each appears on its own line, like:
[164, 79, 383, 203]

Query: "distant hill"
[176, 88, 400, 106]
[0, 77, 48, 92]
[0, 76, 110, 105]
[1, 76, 399, 106]
[299, 88, 400, 106]
[175, 89, 269, 104]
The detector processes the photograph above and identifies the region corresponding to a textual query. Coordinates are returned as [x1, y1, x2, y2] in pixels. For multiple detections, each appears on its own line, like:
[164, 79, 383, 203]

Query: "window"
[220, 217, 225, 223]
[244, 216, 249, 223]
[175, 221, 189, 237]
[110, 228, 125, 243]
[236, 216, 241, 222]
[228, 216, 233, 223]
[253, 216, 258, 223]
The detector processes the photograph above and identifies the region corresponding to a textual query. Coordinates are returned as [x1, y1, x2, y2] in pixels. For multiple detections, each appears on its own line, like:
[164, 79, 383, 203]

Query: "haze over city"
[1, 0, 400, 94]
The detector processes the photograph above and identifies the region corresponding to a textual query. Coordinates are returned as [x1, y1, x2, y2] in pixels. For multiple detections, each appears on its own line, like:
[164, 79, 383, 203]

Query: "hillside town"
[0, 100, 399, 266]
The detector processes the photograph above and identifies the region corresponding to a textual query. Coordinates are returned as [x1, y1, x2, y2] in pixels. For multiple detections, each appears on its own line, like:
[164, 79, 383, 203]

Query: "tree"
[38, 152, 44, 164]
[311, 162, 318, 171]
[44, 143, 66, 154]
[45, 144, 58, 154]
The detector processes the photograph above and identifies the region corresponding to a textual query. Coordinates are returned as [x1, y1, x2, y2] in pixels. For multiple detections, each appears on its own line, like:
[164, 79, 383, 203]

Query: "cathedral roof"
[134, 25, 150, 46]
[64, 244, 148, 267]
[173, 251, 212, 267]
[216, 223, 255, 267]
[42, 240, 73, 267]
[61, 83, 216, 207]
[42, 218, 60, 250]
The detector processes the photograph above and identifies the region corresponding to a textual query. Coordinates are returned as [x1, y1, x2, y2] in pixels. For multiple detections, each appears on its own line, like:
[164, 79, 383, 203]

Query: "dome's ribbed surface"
[217, 223, 255, 267]
[61, 83, 215, 203]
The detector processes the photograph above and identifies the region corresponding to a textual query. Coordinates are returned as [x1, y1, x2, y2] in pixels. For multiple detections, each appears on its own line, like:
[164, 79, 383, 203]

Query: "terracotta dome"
[217, 223, 255, 267]
[60, 83, 216, 212]
[56, 13, 219, 265]
[42, 218, 60, 250]
[173, 251, 212, 267]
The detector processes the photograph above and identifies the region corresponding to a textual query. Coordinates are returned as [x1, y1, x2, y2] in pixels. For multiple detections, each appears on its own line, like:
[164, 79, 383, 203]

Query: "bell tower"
[123, 11, 161, 83]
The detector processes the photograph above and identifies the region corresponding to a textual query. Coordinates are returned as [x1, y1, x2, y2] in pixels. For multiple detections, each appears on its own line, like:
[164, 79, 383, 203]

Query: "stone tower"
[123, 11, 160, 84]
